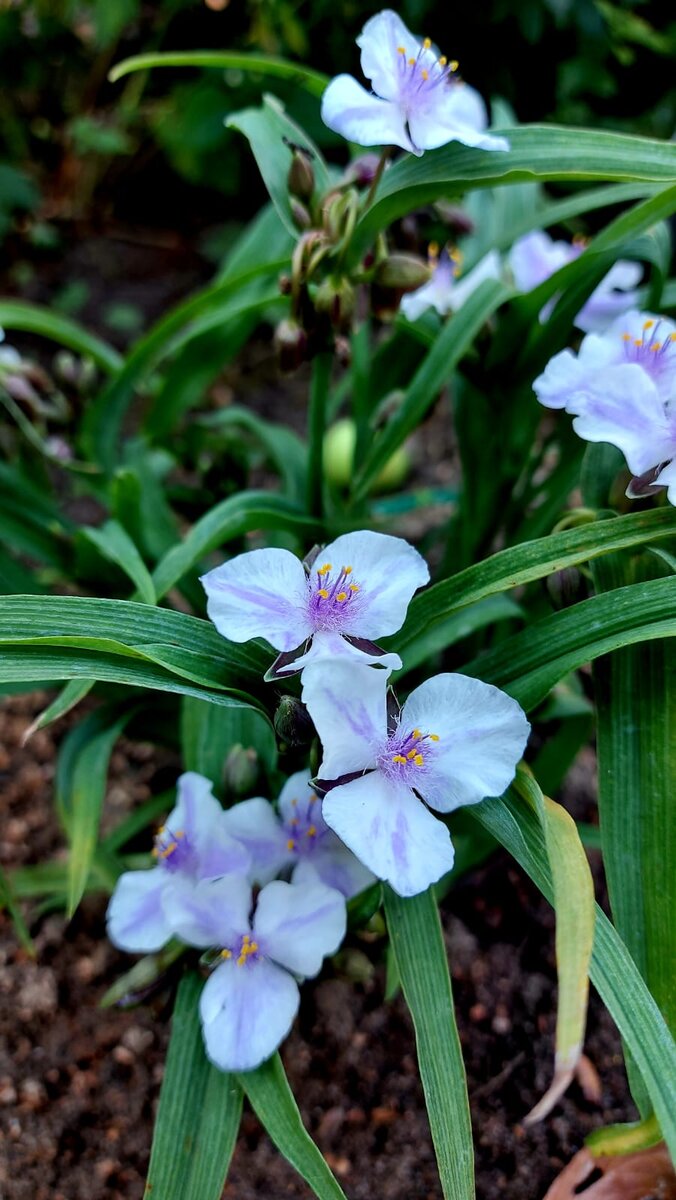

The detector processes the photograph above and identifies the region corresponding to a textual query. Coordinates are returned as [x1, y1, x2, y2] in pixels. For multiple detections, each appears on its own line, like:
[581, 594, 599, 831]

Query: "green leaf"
[20, 679, 95, 740]
[383, 887, 474, 1200]
[514, 771, 594, 1124]
[470, 790, 676, 1157]
[239, 1053, 348, 1200]
[0, 863, 35, 955]
[398, 594, 522, 676]
[0, 300, 122, 372]
[81, 520, 156, 604]
[109, 50, 329, 96]
[197, 408, 307, 501]
[181, 696, 277, 790]
[144, 971, 242, 1200]
[349, 126, 676, 263]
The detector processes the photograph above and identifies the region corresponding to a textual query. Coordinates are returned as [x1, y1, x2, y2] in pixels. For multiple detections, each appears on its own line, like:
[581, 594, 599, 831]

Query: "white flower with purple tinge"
[302, 662, 529, 897]
[106, 772, 250, 954]
[221, 769, 376, 899]
[201, 530, 429, 676]
[400, 245, 502, 321]
[321, 10, 509, 158]
[533, 309, 676, 503]
[187, 876, 345, 1071]
[509, 230, 642, 333]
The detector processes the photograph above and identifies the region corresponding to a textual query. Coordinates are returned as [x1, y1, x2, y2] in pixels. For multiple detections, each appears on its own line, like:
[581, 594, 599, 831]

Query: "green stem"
[364, 147, 391, 209]
[306, 352, 333, 520]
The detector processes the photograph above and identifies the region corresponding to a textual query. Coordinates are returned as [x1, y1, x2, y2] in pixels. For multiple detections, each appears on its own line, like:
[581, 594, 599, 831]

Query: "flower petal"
[321, 74, 416, 154]
[576, 261, 643, 334]
[201, 547, 312, 652]
[292, 844, 377, 900]
[400, 673, 530, 813]
[409, 83, 509, 153]
[106, 868, 171, 953]
[357, 9, 420, 102]
[654, 458, 676, 506]
[170, 772, 251, 880]
[277, 769, 319, 825]
[163, 874, 253, 948]
[254, 879, 346, 977]
[322, 771, 455, 897]
[533, 346, 599, 410]
[285, 629, 401, 675]
[221, 797, 290, 886]
[200, 957, 299, 1073]
[569, 364, 672, 476]
[509, 230, 576, 292]
[301, 659, 386, 778]
[449, 250, 502, 312]
[319, 530, 429, 641]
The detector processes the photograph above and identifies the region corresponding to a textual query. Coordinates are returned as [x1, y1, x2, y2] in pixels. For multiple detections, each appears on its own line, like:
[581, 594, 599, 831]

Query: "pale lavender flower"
[509, 230, 641, 333]
[187, 876, 346, 1071]
[302, 662, 529, 897]
[533, 309, 676, 503]
[201, 530, 429, 676]
[321, 10, 509, 157]
[222, 769, 376, 898]
[400, 245, 501, 321]
[106, 772, 250, 953]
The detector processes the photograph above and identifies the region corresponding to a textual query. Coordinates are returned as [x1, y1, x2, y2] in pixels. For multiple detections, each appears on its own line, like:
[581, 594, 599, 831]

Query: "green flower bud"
[274, 696, 315, 749]
[374, 253, 431, 292]
[288, 149, 315, 201]
[223, 743, 259, 798]
[314, 277, 355, 334]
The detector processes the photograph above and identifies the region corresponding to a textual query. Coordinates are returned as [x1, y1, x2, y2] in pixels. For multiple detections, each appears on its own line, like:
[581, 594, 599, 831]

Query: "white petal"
[254, 879, 346, 977]
[509, 230, 575, 292]
[569, 364, 673, 476]
[575, 261, 644, 334]
[533, 347, 598, 410]
[277, 769, 317, 824]
[201, 547, 312, 652]
[292, 844, 377, 900]
[200, 958, 299, 1072]
[401, 673, 530, 813]
[449, 250, 502, 312]
[163, 874, 253, 948]
[321, 74, 415, 154]
[357, 9, 421, 102]
[301, 659, 386, 778]
[400, 277, 450, 321]
[170, 772, 251, 879]
[286, 629, 401, 675]
[409, 83, 509, 153]
[221, 797, 290, 886]
[106, 869, 171, 953]
[320, 530, 429, 641]
[322, 771, 455, 897]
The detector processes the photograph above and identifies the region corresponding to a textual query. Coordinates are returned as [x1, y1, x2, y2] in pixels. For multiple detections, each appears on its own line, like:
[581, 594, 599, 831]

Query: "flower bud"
[288, 149, 315, 201]
[290, 198, 312, 231]
[322, 189, 358, 244]
[274, 318, 308, 373]
[223, 743, 259, 798]
[342, 153, 382, 187]
[274, 696, 315, 749]
[545, 567, 588, 612]
[314, 276, 355, 334]
[374, 253, 431, 292]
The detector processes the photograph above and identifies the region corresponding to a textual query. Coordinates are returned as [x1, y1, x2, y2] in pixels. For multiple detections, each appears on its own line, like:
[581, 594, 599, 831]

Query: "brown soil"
[0, 692, 637, 1200]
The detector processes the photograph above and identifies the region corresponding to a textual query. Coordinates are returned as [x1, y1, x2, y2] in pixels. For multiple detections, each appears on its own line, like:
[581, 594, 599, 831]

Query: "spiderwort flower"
[190, 876, 346, 1071]
[400, 244, 502, 321]
[533, 309, 676, 503]
[302, 662, 529, 897]
[222, 770, 376, 898]
[201, 530, 429, 676]
[321, 10, 509, 157]
[509, 230, 641, 333]
[106, 772, 251, 953]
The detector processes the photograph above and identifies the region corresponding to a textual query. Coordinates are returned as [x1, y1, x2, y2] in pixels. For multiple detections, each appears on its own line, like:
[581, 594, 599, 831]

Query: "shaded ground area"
[0, 693, 636, 1200]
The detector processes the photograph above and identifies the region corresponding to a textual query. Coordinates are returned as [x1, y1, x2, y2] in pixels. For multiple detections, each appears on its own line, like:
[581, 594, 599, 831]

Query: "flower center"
[396, 38, 458, 111]
[220, 933, 261, 968]
[621, 319, 676, 380]
[284, 791, 325, 856]
[152, 825, 194, 873]
[379, 726, 440, 780]
[308, 562, 362, 630]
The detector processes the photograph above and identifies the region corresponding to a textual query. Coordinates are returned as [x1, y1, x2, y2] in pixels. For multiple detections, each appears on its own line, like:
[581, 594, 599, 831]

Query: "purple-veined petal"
[509, 230, 576, 293]
[575, 260, 643, 333]
[409, 83, 509, 153]
[292, 844, 377, 900]
[253, 879, 346, 977]
[356, 9, 420, 102]
[201, 547, 312, 652]
[169, 772, 251, 880]
[277, 769, 318, 825]
[569, 364, 673, 476]
[301, 659, 386, 778]
[400, 673, 529, 813]
[400, 275, 450, 321]
[322, 770, 455, 897]
[200, 957, 299, 1073]
[221, 797, 291, 885]
[533, 347, 598, 410]
[106, 868, 171, 953]
[285, 629, 401, 675]
[319, 530, 429, 641]
[163, 874, 253, 949]
[321, 74, 416, 154]
[449, 250, 502, 312]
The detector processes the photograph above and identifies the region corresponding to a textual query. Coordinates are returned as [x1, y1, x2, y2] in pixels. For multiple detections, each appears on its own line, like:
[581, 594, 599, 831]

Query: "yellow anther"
[157, 825, 165, 834]
[236, 955, 246, 966]
[307, 825, 317, 838]
[408, 57, 416, 65]
[309, 793, 317, 805]
[343, 565, 352, 574]
[349, 584, 359, 592]
[318, 562, 332, 573]
[412, 728, 422, 739]
[336, 591, 348, 602]
[249, 942, 258, 953]
[287, 838, 296, 851]
[413, 753, 424, 766]
[643, 319, 655, 330]
[450, 248, 463, 262]
[407, 748, 417, 760]
[634, 339, 642, 346]
[651, 342, 662, 352]
[175, 829, 185, 839]
[317, 588, 329, 599]
[449, 59, 459, 71]
[428, 240, 439, 259]
[670, 333, 676, 342]
[242, 934, 250, 943]
[421, 68, 429, 80]
[220, 948, 232, 959]
[439, 55, 447, 66]
[392, 754, 407, 764]
[423, 37, 432, 49]
[397, 45, 406, 55]
[160, 841, 178, 859]
[151, 847, 159, 857]
[622, 332, 632, 341]
[429, 734, 440, 742]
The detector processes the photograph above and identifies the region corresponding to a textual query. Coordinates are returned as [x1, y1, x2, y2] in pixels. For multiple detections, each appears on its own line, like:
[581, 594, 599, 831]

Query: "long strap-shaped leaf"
[383, 887, 474, 1200]
[238, 1054, 349, 1200]
[144, 971, 242, 1200]
[0, 299, 122, 372]
[109, 50, 329, 94]
[470, 790, 676, 1158]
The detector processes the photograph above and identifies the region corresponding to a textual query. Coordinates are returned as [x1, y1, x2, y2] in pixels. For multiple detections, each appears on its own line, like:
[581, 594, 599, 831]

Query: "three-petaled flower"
[302, 662, 529, 896]
[106, 772, 250, 953]
[180, 875, 346, 1071]
[400, 244, 502, 322]
[201, 529, 429, 675]
[221, 769, 375, 898]
[534, 309, 676, 503]
[321, 10, 509, 157]
[509, 230, 641, 333]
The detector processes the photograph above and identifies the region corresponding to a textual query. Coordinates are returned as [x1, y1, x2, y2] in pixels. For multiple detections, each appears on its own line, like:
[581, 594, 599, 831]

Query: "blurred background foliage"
[1, 0, 674, 252]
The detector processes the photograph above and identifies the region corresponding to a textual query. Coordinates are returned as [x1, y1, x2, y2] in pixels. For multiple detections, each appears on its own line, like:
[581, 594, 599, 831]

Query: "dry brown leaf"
[543, 1143, 676, 1200]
